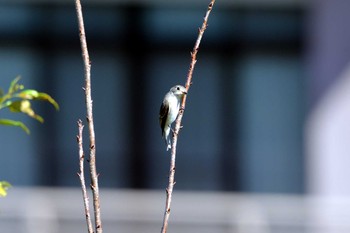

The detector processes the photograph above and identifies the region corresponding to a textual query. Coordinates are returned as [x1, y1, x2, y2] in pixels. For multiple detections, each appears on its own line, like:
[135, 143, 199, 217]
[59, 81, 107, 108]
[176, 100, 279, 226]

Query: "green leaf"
[0, 76, 59, 133]
[16, 89, 39, 99]
[0, 118, 30, 134]
[17, 90, 59, 111]
[0, 100, 13, 110]
[8, 100, 44, 123]
[8, 76, 23, 95]
[8, 100, 28, 113]
[0, 181, 12, 197]
[36, 92, 60, 110]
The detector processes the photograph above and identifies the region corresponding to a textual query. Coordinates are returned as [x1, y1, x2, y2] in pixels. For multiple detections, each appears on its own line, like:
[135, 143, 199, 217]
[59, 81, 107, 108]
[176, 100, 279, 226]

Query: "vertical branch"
[75, 0, 103, 233]
[77, 120, 94, 233]
[161, 1, 216, 233]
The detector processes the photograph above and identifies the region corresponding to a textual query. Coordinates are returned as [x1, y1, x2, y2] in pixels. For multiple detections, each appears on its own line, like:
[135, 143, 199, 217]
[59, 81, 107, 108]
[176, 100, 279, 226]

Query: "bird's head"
[170, 85, 187, 96]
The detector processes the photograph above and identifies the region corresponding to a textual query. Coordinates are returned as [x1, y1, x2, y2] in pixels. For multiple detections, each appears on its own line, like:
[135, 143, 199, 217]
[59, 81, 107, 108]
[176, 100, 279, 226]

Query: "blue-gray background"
[0, 0, 329, 193]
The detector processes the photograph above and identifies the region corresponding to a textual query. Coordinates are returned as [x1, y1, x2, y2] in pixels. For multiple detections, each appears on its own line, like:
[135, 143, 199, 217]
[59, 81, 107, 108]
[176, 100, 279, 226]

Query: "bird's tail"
[163, 126, 171, 151]
[164, 134, 171, 151]
[166, 142, 171, 151]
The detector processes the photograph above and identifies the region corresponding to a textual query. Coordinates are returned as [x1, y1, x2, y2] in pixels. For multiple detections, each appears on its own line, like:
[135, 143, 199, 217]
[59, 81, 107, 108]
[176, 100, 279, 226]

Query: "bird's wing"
[159, 99, 170, 135]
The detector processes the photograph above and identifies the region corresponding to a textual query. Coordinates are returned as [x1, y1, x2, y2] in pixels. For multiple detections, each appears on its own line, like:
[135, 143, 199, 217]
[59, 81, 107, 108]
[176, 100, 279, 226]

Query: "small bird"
[159, 85, 187, 151]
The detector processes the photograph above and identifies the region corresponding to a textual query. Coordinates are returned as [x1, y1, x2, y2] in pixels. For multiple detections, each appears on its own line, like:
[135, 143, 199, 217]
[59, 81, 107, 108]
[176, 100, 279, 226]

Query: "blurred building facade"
[2, 0, 350, 233]
[305, 0, 350, 197]
[0, 0, 307, 193]
[2, 187, 350, 233]
[5, 0, 350, 197]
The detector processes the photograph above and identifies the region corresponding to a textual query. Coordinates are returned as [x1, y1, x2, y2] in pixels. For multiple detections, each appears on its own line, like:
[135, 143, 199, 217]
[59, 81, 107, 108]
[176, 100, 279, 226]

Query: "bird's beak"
[183, 90, 187, 94]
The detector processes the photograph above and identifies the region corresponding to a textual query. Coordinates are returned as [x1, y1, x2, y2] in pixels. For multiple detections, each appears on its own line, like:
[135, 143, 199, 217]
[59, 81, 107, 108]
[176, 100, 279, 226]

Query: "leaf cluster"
[0, 76, 59, 134]
[0, 181, 11, 197]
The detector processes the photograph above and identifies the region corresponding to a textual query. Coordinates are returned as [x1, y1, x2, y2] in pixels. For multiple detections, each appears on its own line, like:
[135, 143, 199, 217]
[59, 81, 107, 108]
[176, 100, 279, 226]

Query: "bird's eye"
[177, 87, 180, 90]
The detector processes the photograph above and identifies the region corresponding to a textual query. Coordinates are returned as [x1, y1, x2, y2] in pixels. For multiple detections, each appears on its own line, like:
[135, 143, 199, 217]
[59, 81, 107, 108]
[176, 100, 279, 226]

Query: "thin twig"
[160, 1, 216, 232]
[77, 120, 94, 233]
[75, 0, 103, 232]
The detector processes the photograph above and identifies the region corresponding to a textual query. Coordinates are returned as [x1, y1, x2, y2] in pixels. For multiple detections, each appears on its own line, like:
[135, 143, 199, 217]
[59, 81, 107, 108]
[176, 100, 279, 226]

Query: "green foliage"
[0, 119, 29, 134]
[0, 181, 11, 197]
[0, 76, 59, 134]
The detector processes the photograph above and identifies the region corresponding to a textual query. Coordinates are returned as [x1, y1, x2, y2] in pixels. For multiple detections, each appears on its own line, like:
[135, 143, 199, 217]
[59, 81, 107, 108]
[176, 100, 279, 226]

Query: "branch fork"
[75, 0, 103, 233]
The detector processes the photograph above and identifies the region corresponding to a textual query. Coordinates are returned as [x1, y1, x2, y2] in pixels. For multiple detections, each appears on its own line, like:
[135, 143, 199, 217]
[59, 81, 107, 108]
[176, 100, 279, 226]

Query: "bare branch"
[77, 120, 94, 233]
[161, 1, 216, 232]
[75, 0, 103, 232]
